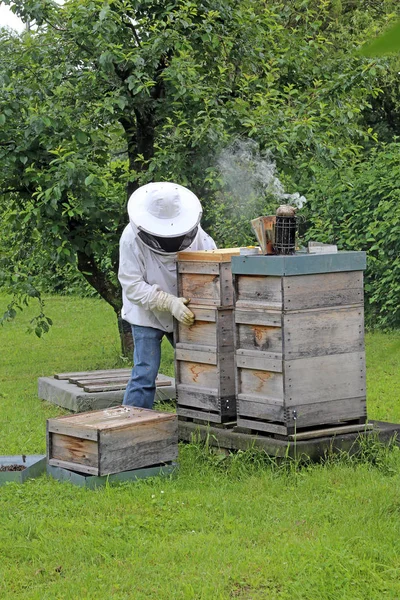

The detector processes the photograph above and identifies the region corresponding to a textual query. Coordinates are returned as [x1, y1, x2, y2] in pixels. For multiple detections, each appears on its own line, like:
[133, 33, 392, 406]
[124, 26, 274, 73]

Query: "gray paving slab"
[38, 374, 176, 412]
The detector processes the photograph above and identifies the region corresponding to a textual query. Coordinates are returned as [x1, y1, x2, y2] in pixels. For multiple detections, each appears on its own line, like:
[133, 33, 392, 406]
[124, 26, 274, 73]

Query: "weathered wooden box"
[47, 406, 178, 476]
[175, 249, 239, 423]
[177, 248, 240, 307]
[232, 252, 367, 436]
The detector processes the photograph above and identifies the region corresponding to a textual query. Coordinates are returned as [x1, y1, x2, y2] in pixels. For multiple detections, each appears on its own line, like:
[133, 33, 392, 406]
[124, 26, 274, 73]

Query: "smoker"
[251, 204, 298, 255]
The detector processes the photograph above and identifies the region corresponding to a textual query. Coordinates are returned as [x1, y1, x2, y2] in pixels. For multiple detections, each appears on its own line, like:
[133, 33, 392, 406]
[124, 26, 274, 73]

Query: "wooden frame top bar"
[177, 248, 241, 262]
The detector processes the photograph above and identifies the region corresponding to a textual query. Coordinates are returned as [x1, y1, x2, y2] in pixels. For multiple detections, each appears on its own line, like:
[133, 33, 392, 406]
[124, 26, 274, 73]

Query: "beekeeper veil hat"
[128, 182, 202, 238]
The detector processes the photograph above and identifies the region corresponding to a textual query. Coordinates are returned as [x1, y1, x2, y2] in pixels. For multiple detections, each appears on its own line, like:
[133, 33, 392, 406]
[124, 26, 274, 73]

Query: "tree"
[0, 0, 398, 344]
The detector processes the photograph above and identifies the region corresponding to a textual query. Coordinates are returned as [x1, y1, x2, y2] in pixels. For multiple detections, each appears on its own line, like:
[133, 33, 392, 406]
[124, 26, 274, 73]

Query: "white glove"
[151, 291, 195, 326]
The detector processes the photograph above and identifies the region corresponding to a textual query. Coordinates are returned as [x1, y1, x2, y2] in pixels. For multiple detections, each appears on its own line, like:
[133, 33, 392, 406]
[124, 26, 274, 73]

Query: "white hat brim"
[128, 182, 202, 237]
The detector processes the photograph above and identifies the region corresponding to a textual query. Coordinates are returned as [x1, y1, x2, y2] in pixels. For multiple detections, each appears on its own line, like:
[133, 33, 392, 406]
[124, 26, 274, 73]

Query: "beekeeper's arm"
[118, 236, 194, 325]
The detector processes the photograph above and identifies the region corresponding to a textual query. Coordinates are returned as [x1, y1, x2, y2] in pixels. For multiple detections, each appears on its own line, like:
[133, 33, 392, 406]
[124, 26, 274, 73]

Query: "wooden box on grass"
[47, 406, 178, 476]
[231, 252, 367, 437]
[175, 249, 239, 423]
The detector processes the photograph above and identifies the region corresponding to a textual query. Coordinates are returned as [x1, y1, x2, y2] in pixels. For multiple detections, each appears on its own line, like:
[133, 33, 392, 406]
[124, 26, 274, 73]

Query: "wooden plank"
[283, 307, 364, 359]
[218, 352, 236, 396]
[236, 350, 282, 373]
[175, 346, 217, 365]
[284, 352, 366, 406]
[99, 417, 177, 452]
[97, 411, 176, 432]
[177, 406, 224, 424]
[235, 275, 282, 306]
[99, 438, 178, 476]
[179, 272, 221, 305]
[47, 421, 98, 441]
[283, 272, 364, 310]
[236, 323, 282, 354]
[83, 383, 128, 393]
[238, 398, 285, 423]
[176, 385, 221, 412]
[285, 397, 367, 428]
[185, 306, 217, 322]
[288, 423, 372, 441]
[75, 377, 130, 386]
[176, 383, 219, 398]
[47, 406, 174, 431]
[178, 248, 240, 262]
[177, 319, 217, 347]
[216, 310, 235, 349]
[236, 417, 288, 436]
[79, 381, 171, 392]
[47, 458, 99, 476]
[220, 262, 235, 306]
[55, 368, 132, 380]
[237, 369, 284, 400]
[178, 361, 219, 389]
[69, 373, 131, 384]
[235, 308, 281, 327]
[178, 262, 220, 274]
[81, 380, 171, 393]
[49, 433, 99, 468]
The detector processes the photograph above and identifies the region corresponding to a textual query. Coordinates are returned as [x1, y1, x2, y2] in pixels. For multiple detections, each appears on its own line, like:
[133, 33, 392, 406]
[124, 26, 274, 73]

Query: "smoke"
[217, 139, 306, 210]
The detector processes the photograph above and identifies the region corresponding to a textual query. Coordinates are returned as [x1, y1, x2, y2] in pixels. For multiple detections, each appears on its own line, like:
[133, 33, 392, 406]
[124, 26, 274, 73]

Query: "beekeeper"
[118, 181, 216, 409]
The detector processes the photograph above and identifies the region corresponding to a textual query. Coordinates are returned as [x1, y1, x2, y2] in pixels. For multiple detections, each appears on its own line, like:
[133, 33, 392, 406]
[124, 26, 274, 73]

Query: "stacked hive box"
[174, 249, 240, 423]
[231, 252, 367, 437]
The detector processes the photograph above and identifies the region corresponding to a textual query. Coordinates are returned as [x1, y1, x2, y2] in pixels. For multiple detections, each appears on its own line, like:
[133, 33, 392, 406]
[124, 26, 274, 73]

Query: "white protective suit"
[118, 223, 216, 333]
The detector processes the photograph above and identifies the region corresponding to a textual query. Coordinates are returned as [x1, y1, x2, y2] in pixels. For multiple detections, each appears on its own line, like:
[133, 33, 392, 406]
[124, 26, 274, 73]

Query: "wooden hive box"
[47, 406, 178, 476]
[175, 249, 240, 423]
[231, 252, 367, 437]
[176, 248, 241, 306]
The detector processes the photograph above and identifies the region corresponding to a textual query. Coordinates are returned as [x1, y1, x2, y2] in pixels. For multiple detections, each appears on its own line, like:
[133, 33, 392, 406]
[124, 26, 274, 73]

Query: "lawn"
[0, 295, 399, 600]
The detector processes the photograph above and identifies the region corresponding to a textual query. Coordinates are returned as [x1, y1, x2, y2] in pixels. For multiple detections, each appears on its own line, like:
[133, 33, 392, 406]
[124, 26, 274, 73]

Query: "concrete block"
[38, 373, 176, 413]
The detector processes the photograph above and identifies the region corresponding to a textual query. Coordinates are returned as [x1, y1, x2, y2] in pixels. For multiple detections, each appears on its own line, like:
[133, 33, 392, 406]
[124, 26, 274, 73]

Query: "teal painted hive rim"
[231, 251, 367, 276]
[0, 455, 46, 485]
[46, 462, 179, 489]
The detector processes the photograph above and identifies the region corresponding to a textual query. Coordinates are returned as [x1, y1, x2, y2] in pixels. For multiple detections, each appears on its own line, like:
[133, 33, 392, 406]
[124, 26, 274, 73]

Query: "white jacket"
[118, 224, 216, 332]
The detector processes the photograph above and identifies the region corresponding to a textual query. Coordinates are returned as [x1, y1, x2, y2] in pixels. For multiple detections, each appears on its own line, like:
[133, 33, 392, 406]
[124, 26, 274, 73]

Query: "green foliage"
[304, 143, 400, 329]
[0, 0, 400, 331]
[361, 19, 400, 56]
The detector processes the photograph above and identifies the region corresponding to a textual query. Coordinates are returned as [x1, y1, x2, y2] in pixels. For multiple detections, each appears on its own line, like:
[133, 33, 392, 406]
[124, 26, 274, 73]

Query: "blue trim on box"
[0, 455, 46, 485]
[46, 462, 179, 488]
[231, 251, 366, 276]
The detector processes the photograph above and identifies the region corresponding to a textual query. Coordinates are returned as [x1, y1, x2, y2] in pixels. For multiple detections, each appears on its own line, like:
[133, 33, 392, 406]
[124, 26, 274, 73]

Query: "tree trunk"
[76, 249, 134, 356]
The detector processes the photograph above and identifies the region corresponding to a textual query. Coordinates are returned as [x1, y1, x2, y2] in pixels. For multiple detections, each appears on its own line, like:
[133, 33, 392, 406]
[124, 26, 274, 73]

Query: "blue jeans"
[123, 325, 174, 409]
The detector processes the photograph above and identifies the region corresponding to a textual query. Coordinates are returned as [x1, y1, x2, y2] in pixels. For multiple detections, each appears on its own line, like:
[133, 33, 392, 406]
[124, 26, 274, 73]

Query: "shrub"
[304, 143, 400, 328]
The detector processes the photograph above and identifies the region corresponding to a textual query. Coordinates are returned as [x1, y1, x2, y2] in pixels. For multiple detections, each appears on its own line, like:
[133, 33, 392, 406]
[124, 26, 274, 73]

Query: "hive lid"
[47, 406, 176, 433]
[177, 248, 241, 262]
[231, 251, 367, 276]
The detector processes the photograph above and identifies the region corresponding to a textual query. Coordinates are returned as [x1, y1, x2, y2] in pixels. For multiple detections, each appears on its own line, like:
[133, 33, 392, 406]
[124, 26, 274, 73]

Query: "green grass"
[0, 295, 400, 600]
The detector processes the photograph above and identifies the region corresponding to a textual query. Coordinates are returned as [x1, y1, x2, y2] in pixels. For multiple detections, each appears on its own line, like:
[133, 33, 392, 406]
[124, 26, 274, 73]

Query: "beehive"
[175, 249, 240, 423]
[231, 252, 367, 436]
[47, 406, 178, 475]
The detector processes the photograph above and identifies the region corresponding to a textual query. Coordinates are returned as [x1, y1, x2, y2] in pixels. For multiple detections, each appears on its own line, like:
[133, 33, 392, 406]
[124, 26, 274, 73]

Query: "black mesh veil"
[138, 226, 199, 254]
